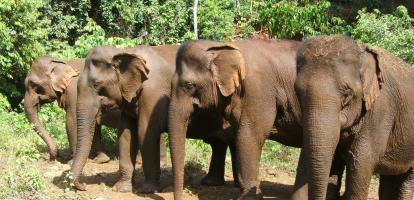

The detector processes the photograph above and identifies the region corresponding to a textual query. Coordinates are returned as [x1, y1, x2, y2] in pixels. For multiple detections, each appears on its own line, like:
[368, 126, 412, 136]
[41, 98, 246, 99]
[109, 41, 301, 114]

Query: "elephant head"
[24, 57, 81, 160]
[294, 35, 384, 199]
[169, 40, 245, 199]
[71, 46, 149, 189]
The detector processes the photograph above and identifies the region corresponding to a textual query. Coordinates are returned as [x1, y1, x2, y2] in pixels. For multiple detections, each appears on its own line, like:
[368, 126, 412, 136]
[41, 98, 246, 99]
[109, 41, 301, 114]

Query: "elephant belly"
[268, 125, 303, 148]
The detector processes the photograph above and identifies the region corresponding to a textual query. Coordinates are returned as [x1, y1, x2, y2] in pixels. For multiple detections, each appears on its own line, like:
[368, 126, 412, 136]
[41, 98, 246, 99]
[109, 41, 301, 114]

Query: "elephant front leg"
[112, 118, 137, 193]
[343, 142, 375, 200]
[137, 114, 162, 193]
[201, 138, 227, 186]
[236, 124, 264, 200]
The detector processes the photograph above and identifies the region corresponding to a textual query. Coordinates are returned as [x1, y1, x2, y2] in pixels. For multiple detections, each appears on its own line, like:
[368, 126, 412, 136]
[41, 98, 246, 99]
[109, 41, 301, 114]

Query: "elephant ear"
[360, 46, 384, 110]
[206, 44, 246, 97]
[112, 53, 150, 103]
[50, 59, 80, 93]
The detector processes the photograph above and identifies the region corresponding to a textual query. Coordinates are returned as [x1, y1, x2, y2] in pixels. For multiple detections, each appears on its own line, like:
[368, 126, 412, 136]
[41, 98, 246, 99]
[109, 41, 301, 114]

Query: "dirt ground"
[38, 156, 383, 200]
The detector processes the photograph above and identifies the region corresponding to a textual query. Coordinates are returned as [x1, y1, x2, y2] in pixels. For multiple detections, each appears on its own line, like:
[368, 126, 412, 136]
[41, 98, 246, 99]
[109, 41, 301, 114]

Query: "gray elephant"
[295, 35, 414, 199]
[168, 39, 345, 200]
[23, 57, 116, 163]
[71, 45, 238, 193]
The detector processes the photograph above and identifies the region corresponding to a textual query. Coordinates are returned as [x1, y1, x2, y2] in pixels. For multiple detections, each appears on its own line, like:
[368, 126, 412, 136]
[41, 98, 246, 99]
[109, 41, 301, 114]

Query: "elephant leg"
[379, 175, 398, 200]
[327, 150, 345, 199]
[236, 125, 265, 200]
[236, 108, 275, 199]
[112, 117, 137, 193]
[91, 125, 110, 164]
[396, 167, 414, 200]
[343, 140, 374, 200]
[292, 149, 308, 200]
[380, 167, 414, 200]
[135, 137, 165, 168]
[137, 95, 168, 193]
[229, 141, 240, 187]
[65, 104, 77, 158]
[201, 138, 227, 186]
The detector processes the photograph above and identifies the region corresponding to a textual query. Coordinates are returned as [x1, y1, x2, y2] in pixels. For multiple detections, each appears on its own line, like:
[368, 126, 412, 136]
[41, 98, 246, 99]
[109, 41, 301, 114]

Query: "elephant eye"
[341, 88, 354, 107]
[183, 81, 195, 91]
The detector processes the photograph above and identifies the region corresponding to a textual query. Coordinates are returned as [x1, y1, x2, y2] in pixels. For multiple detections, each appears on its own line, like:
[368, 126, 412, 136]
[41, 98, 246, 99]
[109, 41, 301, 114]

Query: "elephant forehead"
[88, 46, 118, 61]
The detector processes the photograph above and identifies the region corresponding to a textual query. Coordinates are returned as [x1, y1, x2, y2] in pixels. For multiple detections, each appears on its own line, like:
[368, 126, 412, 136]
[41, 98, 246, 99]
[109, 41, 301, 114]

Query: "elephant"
[169, 39, 346, 200]
[23, 56, 114, 163]
[295, 35, 414, 200]
[71, 45, 239, 193]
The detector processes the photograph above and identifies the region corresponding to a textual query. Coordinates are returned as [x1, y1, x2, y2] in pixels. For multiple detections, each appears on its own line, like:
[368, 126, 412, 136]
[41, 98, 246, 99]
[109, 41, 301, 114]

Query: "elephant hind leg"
[380, 168, 414, 200]
[201, 138, 227, 186]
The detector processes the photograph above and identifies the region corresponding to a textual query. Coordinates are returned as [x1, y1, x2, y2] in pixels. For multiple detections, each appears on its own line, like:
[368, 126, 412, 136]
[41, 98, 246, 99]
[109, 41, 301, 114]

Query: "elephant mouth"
[39, 97, 55, 104]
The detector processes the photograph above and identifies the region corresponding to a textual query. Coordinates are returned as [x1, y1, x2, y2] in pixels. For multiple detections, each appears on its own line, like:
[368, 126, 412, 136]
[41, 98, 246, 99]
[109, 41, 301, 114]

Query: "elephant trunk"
[70, 89, 99, 190]
[24, 91, 58, 160]
[302, 88, 340, 200]
[168, 96, 193, 200]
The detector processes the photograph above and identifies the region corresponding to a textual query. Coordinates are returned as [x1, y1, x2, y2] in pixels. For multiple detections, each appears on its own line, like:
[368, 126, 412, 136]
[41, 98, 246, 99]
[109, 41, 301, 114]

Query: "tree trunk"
[193, 0, 199, 39]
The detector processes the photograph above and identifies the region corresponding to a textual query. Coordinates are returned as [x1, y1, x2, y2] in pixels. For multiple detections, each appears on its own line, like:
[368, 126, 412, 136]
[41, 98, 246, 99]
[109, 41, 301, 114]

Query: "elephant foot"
[73, 179, 87, 191]
[49, 146, 58, 161]
[112, 179, 132, 193]
[93, 152, 110, 164]
[139, 182, 159, 193]
[237, 187, 263, 200]
[200, 174, 225, 186]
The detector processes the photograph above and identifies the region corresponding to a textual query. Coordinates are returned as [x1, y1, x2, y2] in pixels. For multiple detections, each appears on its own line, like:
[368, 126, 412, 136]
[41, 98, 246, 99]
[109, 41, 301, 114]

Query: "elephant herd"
[24, 35, 414, 200]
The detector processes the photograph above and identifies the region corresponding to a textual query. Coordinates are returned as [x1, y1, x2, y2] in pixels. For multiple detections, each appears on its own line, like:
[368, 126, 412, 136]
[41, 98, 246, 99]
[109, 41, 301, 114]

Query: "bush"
[259, 0, 351, 39]
[0, 97, 45, 199]
[0, 0, 48, 108]
[198, 0, 236, 40]
[50, 19, 140, 59]
[352, 6, 414, 65]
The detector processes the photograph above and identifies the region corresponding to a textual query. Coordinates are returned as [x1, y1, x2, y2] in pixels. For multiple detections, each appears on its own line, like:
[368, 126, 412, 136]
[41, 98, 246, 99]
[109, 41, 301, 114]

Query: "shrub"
[259, 0, 351, 39]
[0, 100, 45, 199]
[198, 0, 236, 40]
[352, 6, 414, 66]
[0, 0, 48, 108]
[50, 19, 140, 60]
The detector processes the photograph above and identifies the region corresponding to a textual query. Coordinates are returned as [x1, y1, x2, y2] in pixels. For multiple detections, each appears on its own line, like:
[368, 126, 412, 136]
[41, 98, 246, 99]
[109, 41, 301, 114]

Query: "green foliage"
[198, 0, 236, 40]
[259, 0, 351, 39]
[261, 141, 300, 172]
[0, 97, 45, 199]
[38, 103, 67, 148]
[352, 6, 414, 65]
[143, 0, 194, 44]
[0, 93, 10, 111]
[0, 0, 48, 108]
[49, 19, 140, 59]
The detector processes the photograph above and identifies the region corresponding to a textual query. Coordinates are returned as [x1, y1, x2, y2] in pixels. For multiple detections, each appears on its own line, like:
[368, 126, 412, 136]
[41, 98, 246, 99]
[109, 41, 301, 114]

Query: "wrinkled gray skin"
[71, 45, 234, 194]
[295, 35, 414, 200]
[23, 57, 116, 163]
[169, 39, 345, 200]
